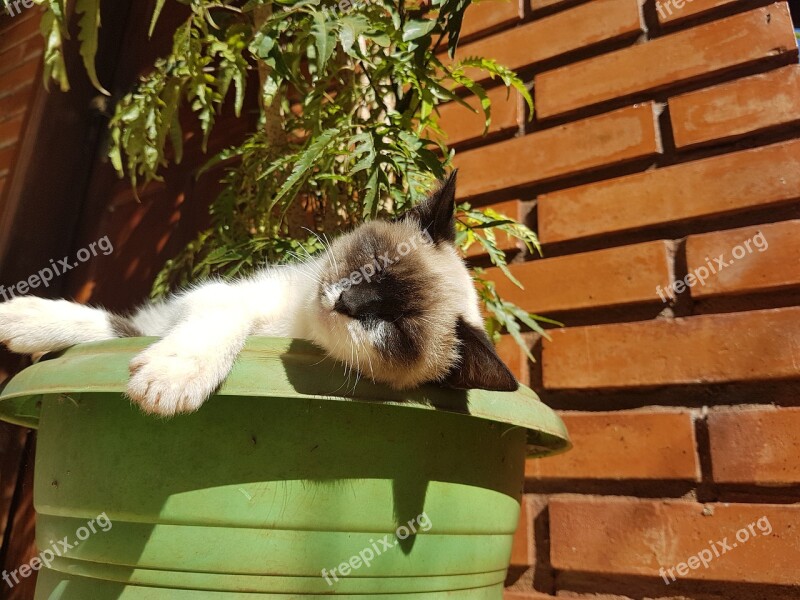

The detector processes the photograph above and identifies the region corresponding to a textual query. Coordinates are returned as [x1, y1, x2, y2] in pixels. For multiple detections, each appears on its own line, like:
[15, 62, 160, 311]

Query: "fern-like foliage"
[37, 0, 557, 356]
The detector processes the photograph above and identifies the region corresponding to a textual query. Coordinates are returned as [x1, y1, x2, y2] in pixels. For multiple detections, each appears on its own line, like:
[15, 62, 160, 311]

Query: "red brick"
[452, 0, 642, 73]
[462, 199, 528, 258]
[0, 83, 36, 118]
[0, 57, 40, 97]
[685, 220, 800, 299]
[506, 595, 624, 600]
[670, 64, 800, 149]
[504, 592, 555, 599]
[0, 33, 42, 78]
[537, 139, 800, 243]
[510, 495, 532, 567]
[485, 240, 673, 314]
[550, 496, 800, 585]
[535, 4, 798, 118]
[437, 86, 519, 147]
[504, 592, 555, 600]
[0, 114, 24, 150]
[543, 307, 800, 389]
[0, 425, 27, 545]
[657, 0, 743, 25]
[496, 334, 531, 383]
[0, 145, 15, 177]
[530, 0, 570, 10]
[455, 102, 662, 198]
[709, 407, 800, 485]
[0, 440, 36, 600]
[0, 10, 42, 55]
[460, 0, 521, 40]
[526, 410, 700, 481]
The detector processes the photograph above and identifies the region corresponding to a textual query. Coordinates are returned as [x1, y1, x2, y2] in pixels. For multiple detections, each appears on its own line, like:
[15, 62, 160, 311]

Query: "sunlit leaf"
[149, 0, 166, 37]
[75, 0, 109, 94]
[402, 18, 436, 42]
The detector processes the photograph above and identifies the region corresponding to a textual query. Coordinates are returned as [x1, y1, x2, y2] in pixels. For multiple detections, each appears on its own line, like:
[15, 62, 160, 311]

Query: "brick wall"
[0, 11, 43, 600]
[0, 10, 42, 219]
[1, 2, 799, 598]
[444, 0, 800, 598]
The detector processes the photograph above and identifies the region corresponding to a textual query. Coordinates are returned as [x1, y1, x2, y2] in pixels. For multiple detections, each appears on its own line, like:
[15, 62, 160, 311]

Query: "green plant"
[31, 0, 554, 357]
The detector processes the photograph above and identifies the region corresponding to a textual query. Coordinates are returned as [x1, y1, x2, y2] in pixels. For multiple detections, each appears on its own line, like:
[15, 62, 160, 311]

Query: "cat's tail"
[0, 296, 140, 355]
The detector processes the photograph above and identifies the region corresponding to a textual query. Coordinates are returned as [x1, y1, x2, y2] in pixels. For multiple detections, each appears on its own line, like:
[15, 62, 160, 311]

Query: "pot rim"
[0, 337, 570, 457]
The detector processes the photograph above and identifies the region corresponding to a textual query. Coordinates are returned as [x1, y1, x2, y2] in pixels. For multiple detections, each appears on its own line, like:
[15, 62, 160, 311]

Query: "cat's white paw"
[126, 343, 222, 416]
[0, 296, 72, 354]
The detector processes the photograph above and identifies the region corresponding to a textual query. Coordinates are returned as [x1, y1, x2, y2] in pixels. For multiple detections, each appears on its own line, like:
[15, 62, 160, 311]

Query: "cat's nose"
[333, 292, 356, 317]
[333, 287, 381, 319]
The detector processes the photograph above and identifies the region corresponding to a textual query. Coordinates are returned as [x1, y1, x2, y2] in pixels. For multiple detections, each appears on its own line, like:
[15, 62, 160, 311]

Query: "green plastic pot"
[0, 337, 569, 599]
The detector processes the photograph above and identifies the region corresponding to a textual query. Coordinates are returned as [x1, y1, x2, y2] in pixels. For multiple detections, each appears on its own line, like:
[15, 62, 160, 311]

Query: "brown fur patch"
[109, 314, 141, 338]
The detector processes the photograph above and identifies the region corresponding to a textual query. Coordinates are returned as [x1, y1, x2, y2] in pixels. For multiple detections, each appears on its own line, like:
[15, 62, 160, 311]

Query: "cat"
[0, 172, 518, 416]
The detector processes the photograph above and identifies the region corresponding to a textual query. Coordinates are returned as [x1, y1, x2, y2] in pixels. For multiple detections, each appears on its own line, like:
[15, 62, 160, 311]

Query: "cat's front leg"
[0, 296, 117, 354]
[126, 287, 254, 416]
[127, 329, 250, 416]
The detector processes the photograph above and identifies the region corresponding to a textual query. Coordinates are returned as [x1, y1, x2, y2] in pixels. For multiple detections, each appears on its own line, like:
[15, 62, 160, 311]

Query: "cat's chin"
[307, 307, 347, 352]
[310, 313, 383, 380]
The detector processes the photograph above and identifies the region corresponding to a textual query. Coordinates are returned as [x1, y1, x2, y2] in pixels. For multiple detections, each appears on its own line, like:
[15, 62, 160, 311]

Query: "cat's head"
[309, 171, 519, 392]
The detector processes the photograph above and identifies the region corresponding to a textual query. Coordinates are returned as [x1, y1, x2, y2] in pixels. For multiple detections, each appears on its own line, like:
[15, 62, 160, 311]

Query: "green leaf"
[169, 109, 184, 164]
[149, 0, 166, 38]
[339, 14, 368, 57]
[109, 126, 123, 174]
[456, 56, 534, 118]
[350, 132, 375, 174]
[362, 167, 379, 218]
[75, 0, 109, 95]
[311, 11, 336, 74]
[365, 31, 390, 47]
[508, 305, 560, 339]
[250, 31, 275, 59]
[272, 127, 342, 208]
[40, 2, 70, 92]
[402, 18, 436, 42]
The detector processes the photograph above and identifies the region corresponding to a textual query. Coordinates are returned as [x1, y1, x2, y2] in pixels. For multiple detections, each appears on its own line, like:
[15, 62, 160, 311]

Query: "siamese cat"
[0, 172, 518, 416]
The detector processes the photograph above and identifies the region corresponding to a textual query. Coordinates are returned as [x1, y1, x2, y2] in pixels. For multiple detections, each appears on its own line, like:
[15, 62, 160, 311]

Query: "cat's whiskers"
[289, 247, 321, 272]
[357, 334, 375, 383]
[350, 336, 363, 394]
[344, 340, 357, 392]
[335, 332, 354, 392]
[316, 323, 346, 368]
[329, 347, 351, 395]
[302, 227, 337, 276]
[282, 250, 324, 284]
[281, 263, 321, 286]
[321, 232, 341, 281]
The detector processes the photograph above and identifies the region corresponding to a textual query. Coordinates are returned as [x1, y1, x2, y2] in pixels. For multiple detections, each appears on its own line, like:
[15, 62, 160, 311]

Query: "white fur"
[0, 262, 328, 417]
[0, 213, 495, 414]
[0, 297, 115, 353]
[127, 264, 328, 416]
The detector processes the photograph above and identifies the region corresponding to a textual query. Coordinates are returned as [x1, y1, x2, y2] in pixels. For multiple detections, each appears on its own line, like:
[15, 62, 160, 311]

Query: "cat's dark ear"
[403, 170, 458, 243]
[442, 317, 519, 392]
